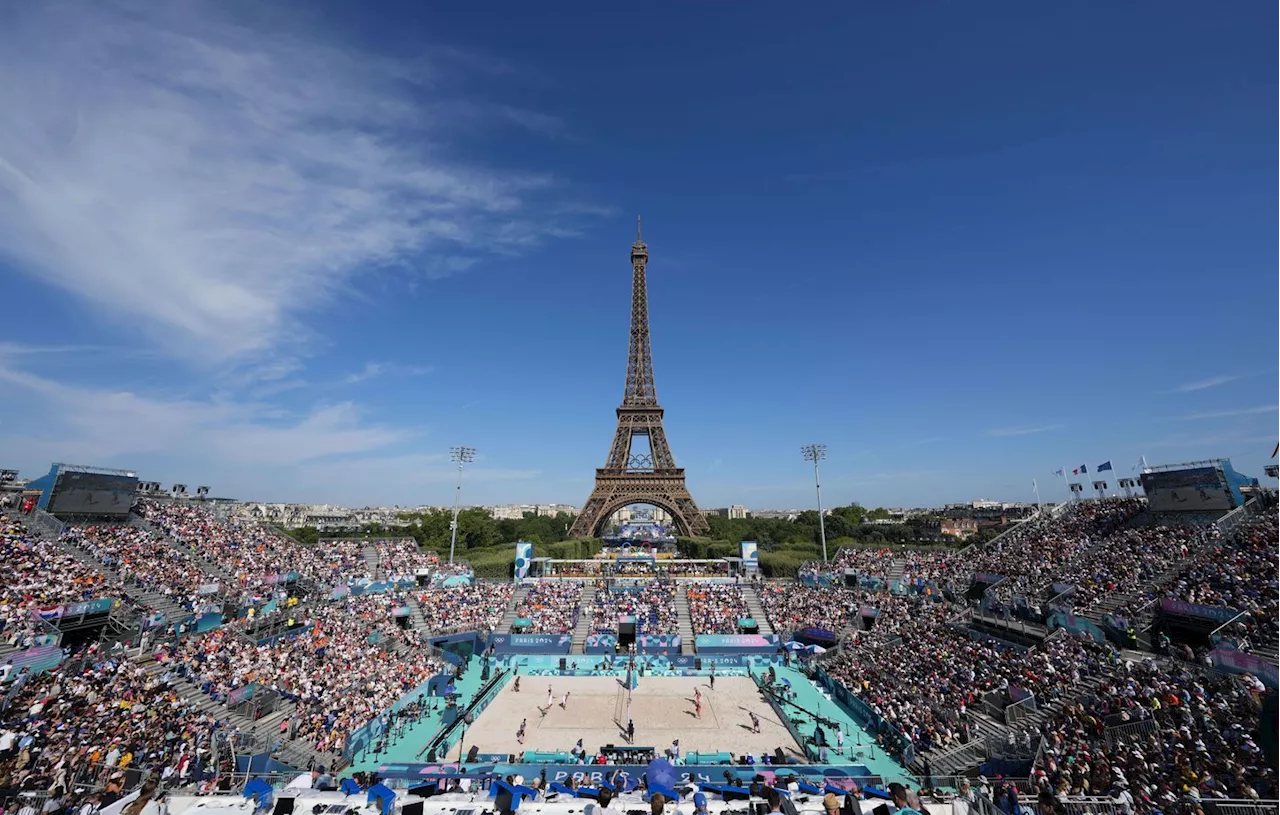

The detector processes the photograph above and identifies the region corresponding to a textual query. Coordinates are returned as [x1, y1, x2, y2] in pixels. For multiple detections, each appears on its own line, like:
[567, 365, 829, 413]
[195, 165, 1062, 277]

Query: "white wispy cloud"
[987, 424, 1065, 437]
[0, 1, 596, 362]
[0, 342, 164, 362]
[341, 362, 435, 385]
[1146, 433, 1277, 449]
[1166, 374, 1242, 393]
[1166, 405, 1279, 421]
[0, 363, 412, 466]
[0, 359, 543, 504]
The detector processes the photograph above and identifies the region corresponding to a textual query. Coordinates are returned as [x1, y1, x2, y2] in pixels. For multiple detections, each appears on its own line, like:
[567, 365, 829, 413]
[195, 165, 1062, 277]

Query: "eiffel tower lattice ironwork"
[568, 220, 710, 539]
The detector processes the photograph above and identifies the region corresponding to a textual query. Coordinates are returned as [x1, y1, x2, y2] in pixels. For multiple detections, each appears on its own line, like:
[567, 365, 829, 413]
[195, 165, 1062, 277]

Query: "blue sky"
[0, 1, 1275, 509]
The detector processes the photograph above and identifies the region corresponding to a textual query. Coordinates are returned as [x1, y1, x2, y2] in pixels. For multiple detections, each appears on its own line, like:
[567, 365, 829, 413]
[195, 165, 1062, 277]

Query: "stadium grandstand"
[0, 460, 1275, 815]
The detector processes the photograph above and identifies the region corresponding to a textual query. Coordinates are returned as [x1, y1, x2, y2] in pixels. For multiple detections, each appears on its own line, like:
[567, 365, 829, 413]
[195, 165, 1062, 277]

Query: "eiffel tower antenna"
[568, 226, 709, 539]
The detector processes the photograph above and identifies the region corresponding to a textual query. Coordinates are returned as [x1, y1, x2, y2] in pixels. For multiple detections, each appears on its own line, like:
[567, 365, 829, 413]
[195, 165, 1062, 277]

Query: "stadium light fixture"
[800, 444, 828, 563]
[448, 446, 477, 565]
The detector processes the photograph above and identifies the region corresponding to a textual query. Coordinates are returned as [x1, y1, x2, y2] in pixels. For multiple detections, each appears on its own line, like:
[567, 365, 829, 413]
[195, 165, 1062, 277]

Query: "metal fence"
[1005, 693, 1038, 728]
[1193, 801, 1280, 815]
[232, 686, 283, 720]
[1103, 717, 1158, 748]
[28, 507, 66, 538]
[1213, 498, 1258, 535]
[1020, 797, 1280, 815]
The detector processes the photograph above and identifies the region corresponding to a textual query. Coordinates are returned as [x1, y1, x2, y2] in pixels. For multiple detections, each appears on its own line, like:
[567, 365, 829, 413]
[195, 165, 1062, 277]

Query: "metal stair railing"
[28, 508, 66, 539]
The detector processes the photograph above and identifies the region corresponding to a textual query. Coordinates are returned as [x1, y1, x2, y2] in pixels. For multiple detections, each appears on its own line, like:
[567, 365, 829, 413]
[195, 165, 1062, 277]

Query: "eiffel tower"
[568, 220, 710, 539]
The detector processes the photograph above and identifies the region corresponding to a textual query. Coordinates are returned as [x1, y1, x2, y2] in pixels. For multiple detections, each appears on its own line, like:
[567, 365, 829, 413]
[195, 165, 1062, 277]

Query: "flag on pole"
[1097, 461, 1113, 472]
[1072, 465, 1088, 475]
[1052, 468, 1065, 477]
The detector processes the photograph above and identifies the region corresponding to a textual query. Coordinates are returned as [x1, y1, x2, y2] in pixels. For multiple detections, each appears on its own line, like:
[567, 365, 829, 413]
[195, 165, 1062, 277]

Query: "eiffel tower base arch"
[568, 470, 710, 539]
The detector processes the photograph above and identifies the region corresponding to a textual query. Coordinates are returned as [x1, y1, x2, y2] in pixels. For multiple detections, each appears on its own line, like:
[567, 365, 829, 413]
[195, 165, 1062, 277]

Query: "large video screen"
[1141, 466, 1233, 513]
[49, 471, 139, 516]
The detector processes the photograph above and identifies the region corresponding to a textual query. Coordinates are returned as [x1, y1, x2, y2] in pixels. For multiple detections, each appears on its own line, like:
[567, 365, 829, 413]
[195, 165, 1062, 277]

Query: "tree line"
[285, 502, 997, 578]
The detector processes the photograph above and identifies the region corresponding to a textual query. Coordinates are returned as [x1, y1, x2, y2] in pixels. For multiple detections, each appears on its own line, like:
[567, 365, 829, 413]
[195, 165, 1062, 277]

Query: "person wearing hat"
[822, 792, 840, 815]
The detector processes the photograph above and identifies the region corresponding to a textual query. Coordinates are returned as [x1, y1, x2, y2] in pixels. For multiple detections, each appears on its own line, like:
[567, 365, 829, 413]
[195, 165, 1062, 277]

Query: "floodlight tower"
[801, 444, 828, 563]
[448, 446, 477, 565]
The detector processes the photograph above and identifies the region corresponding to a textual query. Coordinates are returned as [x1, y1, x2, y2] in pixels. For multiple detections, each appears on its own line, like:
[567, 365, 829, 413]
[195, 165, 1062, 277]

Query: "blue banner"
[347, 577, 417, 597]
[1208, 648, 1279, 689]
[194, 612, 224, 633]
[65, 598, 116, 617]
[1046, 612, 1105, 643]
[794, 627, 837, 646]
[226, 682, 259, 706]
[1158, 598, 1240, 624]
[694, 634, 780, 655]
[636, 634, 680, 655]
[585, 634, 616, 655]
[512, 539, 532, 578]
[489, 633, 573, 654]
[514, 542, 533, 581]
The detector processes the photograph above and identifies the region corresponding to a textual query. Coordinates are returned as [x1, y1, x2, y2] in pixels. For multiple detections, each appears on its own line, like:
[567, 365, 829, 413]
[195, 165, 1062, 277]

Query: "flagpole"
[1060, 466, 1071, 500]
[1032, 478, 1043, 510]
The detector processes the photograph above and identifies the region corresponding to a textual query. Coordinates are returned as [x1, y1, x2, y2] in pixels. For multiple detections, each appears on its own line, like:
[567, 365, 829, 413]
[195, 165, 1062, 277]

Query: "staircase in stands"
[1253, 642, 1279, 666]
[406, 595, 432, 635]
[571, 583, 597, 654]
[361, 544, 386, 580]
[742, 584, 775, 636]
[674, 586, 695, 654]
[886, 558, 907, 584]
[498, 584, 527, 635]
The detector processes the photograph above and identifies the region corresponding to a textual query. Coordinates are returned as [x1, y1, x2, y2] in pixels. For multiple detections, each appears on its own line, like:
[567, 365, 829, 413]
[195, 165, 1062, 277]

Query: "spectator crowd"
[685, 583, 749, 635]
[0, 643, 238, 800]
[589, 582, 678, 635]
[153, 592, 443, 755]
[513, 582, 582, 634]
[2, 491, 1275, 812]
[414, 583, 516, 634]
[62, 525, 209, 612]
[1035, 657, 1274, 805]
[1160, 514, 1279, 648]
[2, 522, 113, 648]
